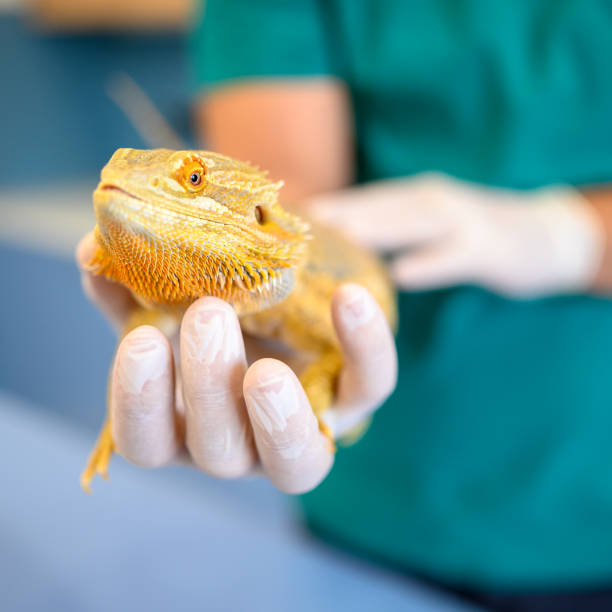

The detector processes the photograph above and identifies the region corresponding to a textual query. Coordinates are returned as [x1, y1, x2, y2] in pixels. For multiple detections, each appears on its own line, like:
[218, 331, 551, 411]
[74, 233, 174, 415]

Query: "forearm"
[582, 188, 612, 291]
[194, 79, 355, 203]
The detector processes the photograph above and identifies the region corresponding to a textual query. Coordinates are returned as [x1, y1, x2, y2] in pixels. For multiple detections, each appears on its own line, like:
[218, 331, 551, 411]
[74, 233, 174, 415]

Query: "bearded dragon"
[81, 148, 396, 491]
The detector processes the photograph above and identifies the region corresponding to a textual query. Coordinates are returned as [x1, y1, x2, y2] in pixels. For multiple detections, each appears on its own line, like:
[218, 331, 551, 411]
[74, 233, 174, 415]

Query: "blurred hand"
[308, 173, 605, 297]
[77, 233, 397, 494]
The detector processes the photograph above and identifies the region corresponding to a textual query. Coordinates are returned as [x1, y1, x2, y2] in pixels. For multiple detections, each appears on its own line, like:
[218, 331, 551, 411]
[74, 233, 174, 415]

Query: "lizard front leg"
[298, 348, 343, 447]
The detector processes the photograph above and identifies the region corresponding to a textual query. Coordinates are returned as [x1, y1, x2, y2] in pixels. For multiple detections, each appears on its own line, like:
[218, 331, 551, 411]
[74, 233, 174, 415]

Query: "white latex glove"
[308, 173, 605, 297]
[77, 233, 397, 494]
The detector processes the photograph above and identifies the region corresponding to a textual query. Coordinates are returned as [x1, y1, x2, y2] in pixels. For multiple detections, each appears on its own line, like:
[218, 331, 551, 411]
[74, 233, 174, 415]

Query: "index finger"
[76, 231, 136, 330]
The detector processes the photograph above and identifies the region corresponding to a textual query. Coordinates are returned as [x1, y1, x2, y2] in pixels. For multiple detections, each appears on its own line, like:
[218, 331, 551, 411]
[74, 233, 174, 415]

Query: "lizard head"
[89, 148, 309, 314]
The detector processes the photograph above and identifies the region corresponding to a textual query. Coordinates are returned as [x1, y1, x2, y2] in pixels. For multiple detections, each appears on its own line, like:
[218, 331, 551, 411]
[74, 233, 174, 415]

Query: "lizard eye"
[177, 158, 207, 192]
[255, 206, 264, 224]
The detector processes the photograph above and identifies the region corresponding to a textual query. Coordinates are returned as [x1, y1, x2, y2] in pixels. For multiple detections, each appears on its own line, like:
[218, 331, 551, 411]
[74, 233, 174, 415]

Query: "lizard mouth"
[97, 184, 144, 202]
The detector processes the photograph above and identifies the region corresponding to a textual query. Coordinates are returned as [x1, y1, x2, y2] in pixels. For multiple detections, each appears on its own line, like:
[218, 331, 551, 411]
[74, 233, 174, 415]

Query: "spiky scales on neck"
[88, 148, 310, 314]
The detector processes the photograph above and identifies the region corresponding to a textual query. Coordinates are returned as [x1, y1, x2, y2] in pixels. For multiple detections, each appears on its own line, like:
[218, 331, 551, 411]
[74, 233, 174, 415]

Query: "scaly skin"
[81, 148, 396, 491]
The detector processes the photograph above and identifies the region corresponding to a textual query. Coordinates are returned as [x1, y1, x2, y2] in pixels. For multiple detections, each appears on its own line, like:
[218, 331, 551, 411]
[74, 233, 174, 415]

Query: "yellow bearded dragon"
[81, 148, 396, 491]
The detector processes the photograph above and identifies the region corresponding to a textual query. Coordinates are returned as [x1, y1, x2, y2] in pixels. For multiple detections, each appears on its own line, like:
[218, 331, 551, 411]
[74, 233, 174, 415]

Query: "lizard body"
[82, 148, 396, 491]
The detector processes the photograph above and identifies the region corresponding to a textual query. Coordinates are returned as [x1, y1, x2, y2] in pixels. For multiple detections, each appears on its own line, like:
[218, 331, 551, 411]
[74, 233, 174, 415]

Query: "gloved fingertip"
[243, 358, 295, 399]
[332, 283, 377, 333]
[115, 326, 171, 396]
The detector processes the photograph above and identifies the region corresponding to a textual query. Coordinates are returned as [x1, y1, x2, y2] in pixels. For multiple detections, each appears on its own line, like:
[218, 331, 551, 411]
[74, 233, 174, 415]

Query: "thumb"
[76, 231, 136, 330]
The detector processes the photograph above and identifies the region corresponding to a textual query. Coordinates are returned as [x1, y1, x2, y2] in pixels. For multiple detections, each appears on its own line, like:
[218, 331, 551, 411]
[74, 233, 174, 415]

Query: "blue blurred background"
[0, 3, 481, 610]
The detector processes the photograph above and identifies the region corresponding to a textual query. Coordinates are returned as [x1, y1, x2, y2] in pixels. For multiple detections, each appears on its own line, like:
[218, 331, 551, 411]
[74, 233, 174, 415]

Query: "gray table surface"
[0, 390, 482, 612]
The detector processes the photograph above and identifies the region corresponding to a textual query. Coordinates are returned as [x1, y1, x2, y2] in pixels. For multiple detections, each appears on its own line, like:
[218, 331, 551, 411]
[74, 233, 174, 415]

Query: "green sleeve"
[190, 0, 333, 91]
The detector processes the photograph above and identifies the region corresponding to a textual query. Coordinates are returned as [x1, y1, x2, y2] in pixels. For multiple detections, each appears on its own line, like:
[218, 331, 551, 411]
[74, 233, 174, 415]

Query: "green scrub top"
[191, 0, 612, 590]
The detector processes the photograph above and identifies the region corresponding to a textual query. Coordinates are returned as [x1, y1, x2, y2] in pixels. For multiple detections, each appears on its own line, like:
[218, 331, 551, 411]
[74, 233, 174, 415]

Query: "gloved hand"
[77, 233, 397, 494]
[308, 173, 605, 297]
